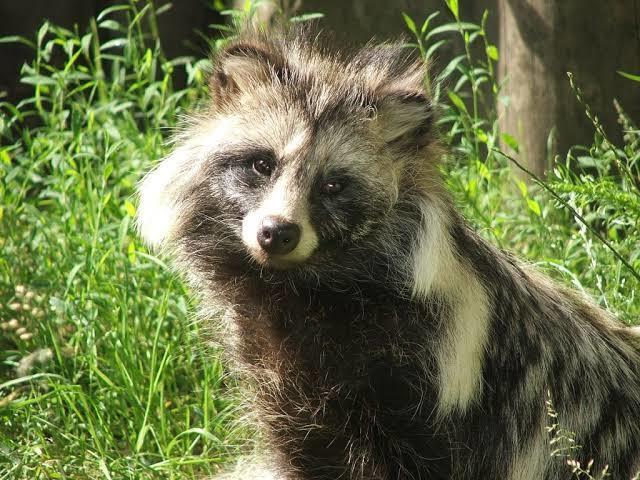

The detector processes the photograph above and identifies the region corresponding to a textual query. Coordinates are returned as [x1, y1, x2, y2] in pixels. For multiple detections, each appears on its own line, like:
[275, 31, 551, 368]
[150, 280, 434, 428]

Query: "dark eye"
[253, 157, 273, 176]
[322, 181, 343, 195]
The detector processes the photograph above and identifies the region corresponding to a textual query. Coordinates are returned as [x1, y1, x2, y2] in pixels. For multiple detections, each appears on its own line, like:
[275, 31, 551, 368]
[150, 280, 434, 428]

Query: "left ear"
[375, 90, 433, 145]
[373, 60, 433, 146]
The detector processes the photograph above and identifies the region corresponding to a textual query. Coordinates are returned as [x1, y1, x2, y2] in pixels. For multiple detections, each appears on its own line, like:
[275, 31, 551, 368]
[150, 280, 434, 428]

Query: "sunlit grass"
[0, 3, 242, 478]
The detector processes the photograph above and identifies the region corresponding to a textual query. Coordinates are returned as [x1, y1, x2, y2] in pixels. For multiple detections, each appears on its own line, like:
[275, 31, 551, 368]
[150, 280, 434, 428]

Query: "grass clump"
[0, 1, 638, 479]
[0, 3, 241, 479]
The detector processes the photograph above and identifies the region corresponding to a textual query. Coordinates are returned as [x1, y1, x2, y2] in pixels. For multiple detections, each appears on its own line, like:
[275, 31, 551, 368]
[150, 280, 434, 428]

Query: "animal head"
[137, 28, 442, 286]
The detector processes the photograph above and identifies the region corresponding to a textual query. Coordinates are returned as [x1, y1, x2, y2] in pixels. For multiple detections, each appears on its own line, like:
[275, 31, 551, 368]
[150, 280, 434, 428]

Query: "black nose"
[257, 217, 301, 255]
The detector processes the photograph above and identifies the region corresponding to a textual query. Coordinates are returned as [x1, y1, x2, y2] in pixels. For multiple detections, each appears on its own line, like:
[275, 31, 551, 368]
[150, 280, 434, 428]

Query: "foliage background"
[0, 1, 638, 478]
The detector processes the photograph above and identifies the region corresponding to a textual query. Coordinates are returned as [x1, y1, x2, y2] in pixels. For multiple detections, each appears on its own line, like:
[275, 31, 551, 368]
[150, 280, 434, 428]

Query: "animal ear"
[374, 61, 434, 146]
[375, 91, 433, 145]
[210, 42, 284, 106]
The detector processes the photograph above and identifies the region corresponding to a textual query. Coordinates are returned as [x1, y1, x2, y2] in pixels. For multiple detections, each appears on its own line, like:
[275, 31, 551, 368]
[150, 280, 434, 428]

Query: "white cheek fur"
[241, 209, 263, 252]
[137, 148, 189, 248]
[137, 117, 240, 248]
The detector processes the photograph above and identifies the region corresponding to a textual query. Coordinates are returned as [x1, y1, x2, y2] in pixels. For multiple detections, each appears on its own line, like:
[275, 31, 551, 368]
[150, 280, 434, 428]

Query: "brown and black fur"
[137, 26, 640, 479]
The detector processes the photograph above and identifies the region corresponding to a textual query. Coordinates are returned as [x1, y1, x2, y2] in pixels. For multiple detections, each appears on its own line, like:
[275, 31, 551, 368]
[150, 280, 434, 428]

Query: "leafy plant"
[404, 2, 640, 323]
[405, 6, 639, 477]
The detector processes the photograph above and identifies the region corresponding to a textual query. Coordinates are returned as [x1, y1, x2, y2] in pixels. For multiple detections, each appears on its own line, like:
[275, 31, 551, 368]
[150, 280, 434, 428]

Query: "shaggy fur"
[137, 27, 640, 479]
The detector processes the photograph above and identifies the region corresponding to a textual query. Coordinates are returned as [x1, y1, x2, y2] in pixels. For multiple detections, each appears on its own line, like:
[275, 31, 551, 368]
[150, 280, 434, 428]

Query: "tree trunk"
[498, 0, 640, 177]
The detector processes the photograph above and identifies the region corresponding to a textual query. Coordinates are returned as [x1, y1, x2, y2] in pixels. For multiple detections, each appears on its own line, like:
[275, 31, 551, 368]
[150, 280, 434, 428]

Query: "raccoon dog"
[137, 27, 640, 480]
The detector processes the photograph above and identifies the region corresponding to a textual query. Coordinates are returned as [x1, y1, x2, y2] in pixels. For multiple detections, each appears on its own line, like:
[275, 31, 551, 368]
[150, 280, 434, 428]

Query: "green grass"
[405, 1, 640, 324]
[0, 4, 243, 478]
[1, 1, 638, 479]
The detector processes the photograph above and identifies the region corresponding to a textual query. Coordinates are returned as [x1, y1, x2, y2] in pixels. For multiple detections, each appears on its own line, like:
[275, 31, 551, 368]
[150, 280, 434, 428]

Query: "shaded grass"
[406, 1, 640, 323]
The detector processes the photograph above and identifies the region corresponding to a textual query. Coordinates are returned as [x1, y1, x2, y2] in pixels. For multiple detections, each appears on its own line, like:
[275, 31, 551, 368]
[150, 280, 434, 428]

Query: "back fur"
[137, 26, 640, 479]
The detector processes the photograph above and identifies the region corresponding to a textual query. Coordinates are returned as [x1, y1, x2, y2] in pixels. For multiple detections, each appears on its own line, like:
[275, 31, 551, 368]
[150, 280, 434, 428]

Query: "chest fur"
[227, 286, 457, 478]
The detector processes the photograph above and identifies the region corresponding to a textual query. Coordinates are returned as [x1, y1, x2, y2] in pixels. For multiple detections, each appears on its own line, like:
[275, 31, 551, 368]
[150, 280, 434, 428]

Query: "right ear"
[210, 42, 285, 107]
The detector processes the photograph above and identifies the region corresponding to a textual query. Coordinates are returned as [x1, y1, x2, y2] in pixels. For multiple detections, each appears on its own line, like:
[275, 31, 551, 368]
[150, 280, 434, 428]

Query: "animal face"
[137, 30, 435, 277]
[210, 112, 401, 270]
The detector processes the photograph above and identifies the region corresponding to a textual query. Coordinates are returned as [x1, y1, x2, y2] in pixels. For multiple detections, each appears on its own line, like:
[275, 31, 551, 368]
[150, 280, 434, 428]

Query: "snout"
[257, 216, 300, 255]
[241, 209, 318, 266]
[240, 179, 319, 266]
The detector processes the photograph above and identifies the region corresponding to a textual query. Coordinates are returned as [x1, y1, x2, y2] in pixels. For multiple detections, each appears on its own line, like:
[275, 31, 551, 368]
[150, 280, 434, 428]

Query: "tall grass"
[406, 5, 639, 475]
[0, 3, 240, 478]
[0, 1, 638, 479]
[404, 0, 639, 324]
